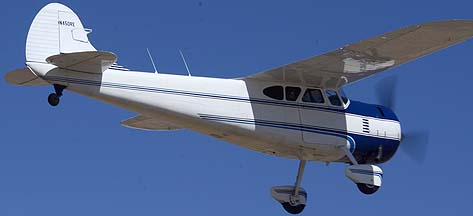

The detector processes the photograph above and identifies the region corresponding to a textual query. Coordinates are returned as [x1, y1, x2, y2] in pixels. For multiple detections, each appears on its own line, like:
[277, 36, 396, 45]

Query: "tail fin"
[26, 3, 96, 63]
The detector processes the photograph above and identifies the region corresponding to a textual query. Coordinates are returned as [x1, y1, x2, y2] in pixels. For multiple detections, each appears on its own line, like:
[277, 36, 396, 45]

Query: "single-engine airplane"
[5, 3, 473, 214]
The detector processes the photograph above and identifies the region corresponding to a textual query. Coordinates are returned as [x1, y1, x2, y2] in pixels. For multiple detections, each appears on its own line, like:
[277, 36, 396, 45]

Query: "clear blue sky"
[1, 0, 472, 215]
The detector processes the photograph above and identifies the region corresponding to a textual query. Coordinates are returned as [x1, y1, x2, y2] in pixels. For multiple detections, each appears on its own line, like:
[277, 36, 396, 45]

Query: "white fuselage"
[28, 62, 401, 163]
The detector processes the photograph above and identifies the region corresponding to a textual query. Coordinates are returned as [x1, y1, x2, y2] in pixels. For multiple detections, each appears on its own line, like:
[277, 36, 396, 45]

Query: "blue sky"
[1, 0, 473, 215]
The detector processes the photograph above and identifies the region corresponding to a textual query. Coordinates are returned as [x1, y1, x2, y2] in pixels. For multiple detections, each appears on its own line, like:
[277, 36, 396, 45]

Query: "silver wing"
[245, 20, 473, 88]
[121, 115, 182, 131]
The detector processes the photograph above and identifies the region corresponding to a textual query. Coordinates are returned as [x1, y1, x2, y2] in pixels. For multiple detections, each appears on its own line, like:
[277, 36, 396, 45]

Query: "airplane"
[5, 3, 473, 214]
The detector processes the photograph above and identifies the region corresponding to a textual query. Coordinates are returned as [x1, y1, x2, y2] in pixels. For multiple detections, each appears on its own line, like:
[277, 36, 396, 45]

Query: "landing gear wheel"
[47, 84, 66, 107]
[271, 161, 308, 214]
[357, 183, 379, 195]
[48, 93, 60, 106]
[281, 202, 306, 215]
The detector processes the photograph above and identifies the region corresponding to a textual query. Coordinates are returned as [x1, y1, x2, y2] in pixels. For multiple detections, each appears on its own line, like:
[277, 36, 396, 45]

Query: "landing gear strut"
[271, 160, 307, 214]
[48, 84, 66, 106]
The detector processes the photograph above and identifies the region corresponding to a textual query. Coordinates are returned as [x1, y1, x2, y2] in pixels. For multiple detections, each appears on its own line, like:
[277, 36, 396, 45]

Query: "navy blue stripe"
[44, 76, 341, 107]
[43, 75, 399, 122]
[200, 114, 348, 135]
[45, 76, 356, 114]
[199, 114, 395, 142]
[199, 114, 358, 152]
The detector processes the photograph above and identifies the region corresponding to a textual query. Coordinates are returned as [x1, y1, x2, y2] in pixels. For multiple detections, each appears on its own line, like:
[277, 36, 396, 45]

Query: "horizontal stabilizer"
[46, 51, 117, 73]
[4, 68, 48, 86]
[121, 115, 182, 131]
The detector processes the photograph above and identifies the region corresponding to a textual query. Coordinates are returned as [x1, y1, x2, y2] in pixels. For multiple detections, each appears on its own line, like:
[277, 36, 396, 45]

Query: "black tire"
[357, 183, 379, 195]
[282, 202, 306, 214]
[48, 93, 60, 106]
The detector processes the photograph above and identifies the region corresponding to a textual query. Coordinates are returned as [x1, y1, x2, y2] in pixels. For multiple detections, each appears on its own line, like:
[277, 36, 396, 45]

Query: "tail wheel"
[357, 183, 379, 195]
[48, 93, 60, 106]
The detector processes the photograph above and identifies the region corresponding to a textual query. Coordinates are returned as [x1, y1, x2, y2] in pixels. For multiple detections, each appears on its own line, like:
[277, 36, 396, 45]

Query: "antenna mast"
[146, 48, 158, 74]
[179, 49, 192, 77]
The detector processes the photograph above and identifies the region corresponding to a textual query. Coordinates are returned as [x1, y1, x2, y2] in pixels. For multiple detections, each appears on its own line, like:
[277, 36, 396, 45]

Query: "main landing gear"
[271, 160, 307, 214]
[270, 147, 384, 214]
[340, 146, 383, 195]
[48, 84, 66, 106]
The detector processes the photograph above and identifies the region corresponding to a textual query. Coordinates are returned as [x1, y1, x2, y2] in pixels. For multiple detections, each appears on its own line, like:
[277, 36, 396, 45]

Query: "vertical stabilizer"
[25, 3, 96, 63]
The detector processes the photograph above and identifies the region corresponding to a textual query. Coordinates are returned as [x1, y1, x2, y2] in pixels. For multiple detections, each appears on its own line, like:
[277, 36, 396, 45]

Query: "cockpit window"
[263, 86, 284, 100]
[302, 89, 325, 103]
[325, 90, 342, 106]
[285, 86, 301, 101]
[338, 89, 349, 104]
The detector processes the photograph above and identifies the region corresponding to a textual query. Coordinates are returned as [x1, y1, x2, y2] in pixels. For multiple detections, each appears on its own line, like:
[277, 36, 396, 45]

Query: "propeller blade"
[400, 130, 430, 164]
[375, 76, 398, 109]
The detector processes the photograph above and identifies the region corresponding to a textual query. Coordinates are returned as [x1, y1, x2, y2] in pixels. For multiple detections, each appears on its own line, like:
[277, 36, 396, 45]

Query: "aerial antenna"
[179, 49, 192, 77]
[146, 48, 158, 74]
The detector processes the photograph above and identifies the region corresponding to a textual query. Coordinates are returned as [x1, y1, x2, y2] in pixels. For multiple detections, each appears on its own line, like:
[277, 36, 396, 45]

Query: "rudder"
[25, 3, 96, 63]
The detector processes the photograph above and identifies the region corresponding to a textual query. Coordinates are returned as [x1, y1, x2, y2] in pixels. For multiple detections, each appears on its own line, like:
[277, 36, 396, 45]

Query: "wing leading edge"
[245, 20, 473, 88]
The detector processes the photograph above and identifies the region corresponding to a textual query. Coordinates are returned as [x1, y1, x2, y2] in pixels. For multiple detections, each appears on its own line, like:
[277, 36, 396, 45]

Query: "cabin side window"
[302, 88, 325, 103]
[263, 86, 284, 100]
[325, 90, 342, 106]
[285, 86, 301, 101]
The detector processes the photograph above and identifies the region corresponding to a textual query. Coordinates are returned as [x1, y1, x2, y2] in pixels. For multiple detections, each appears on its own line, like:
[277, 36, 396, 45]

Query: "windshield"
[338, 89, 349, 104]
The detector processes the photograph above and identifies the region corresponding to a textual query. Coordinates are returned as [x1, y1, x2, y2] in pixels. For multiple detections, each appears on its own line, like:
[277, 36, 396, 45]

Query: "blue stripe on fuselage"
[43, 75, 399, 121]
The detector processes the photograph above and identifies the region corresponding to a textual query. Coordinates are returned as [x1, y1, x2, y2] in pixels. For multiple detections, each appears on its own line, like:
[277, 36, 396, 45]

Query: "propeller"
[375, 76, 398, 110]
[400, 131, 429, 164]
[375, 76, 429, 163]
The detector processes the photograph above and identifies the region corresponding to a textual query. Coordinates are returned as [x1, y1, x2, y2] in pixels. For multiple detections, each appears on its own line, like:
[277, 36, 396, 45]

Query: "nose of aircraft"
[382, 105, 429, 163]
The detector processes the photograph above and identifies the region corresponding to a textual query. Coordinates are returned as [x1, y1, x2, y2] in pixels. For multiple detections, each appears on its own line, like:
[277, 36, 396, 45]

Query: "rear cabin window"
[263, 86, 284, 100]
[326, 90, 342, 106]
[285, 86, 301, 101]
[302, 89, 325, 103]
